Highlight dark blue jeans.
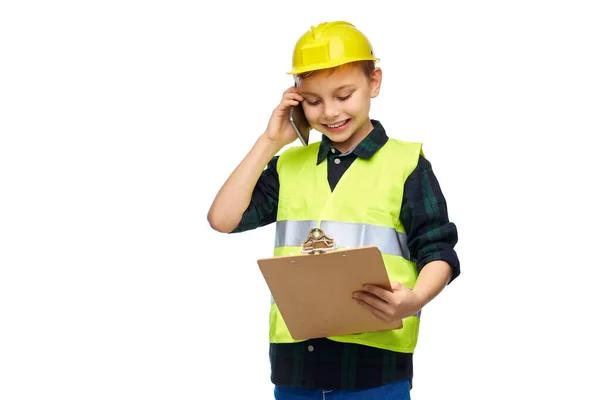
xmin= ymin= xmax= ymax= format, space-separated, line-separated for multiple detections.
xmin=274 ymin=380 xmax=410 ymax=399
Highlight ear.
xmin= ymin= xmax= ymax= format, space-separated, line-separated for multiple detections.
xmin=369 ymin=67 xmax=383 ymax=98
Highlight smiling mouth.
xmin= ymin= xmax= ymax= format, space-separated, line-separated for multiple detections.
xmin=323 ymin=119 xmax=350 ymax=129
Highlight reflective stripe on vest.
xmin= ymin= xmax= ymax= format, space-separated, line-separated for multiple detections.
xmin=275 ymin=219 xmax=412 ymax=261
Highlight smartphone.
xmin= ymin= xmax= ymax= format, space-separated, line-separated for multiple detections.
xmin=289 ymin=104 xmax=310 ymax=146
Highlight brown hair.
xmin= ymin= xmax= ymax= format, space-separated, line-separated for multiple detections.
xmin=294 ymin=60 xmax=376 ymax=83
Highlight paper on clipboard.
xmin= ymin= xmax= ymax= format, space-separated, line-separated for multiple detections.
xmin=257 ymin=227 xmax=403 ymax=340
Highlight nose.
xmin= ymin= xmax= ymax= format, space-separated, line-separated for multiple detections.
xmin=322 ymin=101 xmax=340 ymax=120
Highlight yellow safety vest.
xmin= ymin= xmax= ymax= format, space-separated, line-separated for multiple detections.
xmin=270 ymin=138 xmax=424 ymax=353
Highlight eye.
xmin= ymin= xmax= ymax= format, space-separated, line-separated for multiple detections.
xmin=338 ymin=93 xmax=352 ymax=101
xmin=306 ymin=99 xmax=321 ymax=106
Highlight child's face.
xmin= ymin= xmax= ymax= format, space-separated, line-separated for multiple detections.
xmin=296 ymin=63 xmax=382 ymax=151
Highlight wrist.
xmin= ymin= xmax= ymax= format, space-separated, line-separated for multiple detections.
xmin=411 ymin=289 xmax=428 ymax=311
xmin=258 ymin=132 xmax=285 ymax=155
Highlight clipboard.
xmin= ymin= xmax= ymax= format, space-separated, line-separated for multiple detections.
xmin=257 ymin=227 xmax=403 ymax=340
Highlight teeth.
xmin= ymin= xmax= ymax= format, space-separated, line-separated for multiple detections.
xmin=326 ymin=120 xmax=346 ymax=128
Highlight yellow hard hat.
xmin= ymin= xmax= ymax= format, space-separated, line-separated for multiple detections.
xmin=288 ymin=21 xmax=379 ymax=75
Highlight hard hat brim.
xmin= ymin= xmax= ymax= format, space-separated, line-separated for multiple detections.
xmin=287 ymin=57 xmax=379 ymax=75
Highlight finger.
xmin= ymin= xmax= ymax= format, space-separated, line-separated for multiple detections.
xmin=283 ymin=92 xmax=304 ymax=103
xmin=390 ymin=281 xmax=405 ymax=291
xmin=354 ymin=298 xmax=392 ymax=322
xmin=353 ymin=291 xmax=393 ymax=315
xmin=274 ymin=99 xmax=301 ymax=113
xmin=362 ymin=284 xmax=394 ymax=303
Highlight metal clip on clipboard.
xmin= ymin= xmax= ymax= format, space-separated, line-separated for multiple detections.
xmin=301 ymin=227 xmax=336 ymax=254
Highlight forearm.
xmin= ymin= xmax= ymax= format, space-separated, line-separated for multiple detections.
xmin=412 ymin=260 xmax=452 ymax=309
xmin=207 ymin=133 xmax=281 ymax=232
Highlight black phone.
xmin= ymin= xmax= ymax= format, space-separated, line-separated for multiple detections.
xmin=289 ymin=104 xmax=310 ymax=146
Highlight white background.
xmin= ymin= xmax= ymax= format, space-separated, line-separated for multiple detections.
xmin=1 ymin=1 xmax=599 ymax=399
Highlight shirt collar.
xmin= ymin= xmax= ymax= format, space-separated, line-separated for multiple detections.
xmin=316 ymin=119 xmax=389 ymax=164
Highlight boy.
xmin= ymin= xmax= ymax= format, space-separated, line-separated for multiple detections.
xmin=207 ymin=21 xmax=460 ymax=399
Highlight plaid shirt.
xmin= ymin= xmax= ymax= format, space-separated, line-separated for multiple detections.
xmin=232 ymin=120 xmax=460 ymax=390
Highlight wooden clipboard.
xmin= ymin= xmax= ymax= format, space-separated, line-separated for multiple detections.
xmin=257 ymin=227 xmax=403 ymax=340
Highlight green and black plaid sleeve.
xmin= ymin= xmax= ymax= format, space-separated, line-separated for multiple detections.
xmin=230 ymin=156 xmax=280 ymax=233
xmin=401 ymin=156 xmax=461 ymax=283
